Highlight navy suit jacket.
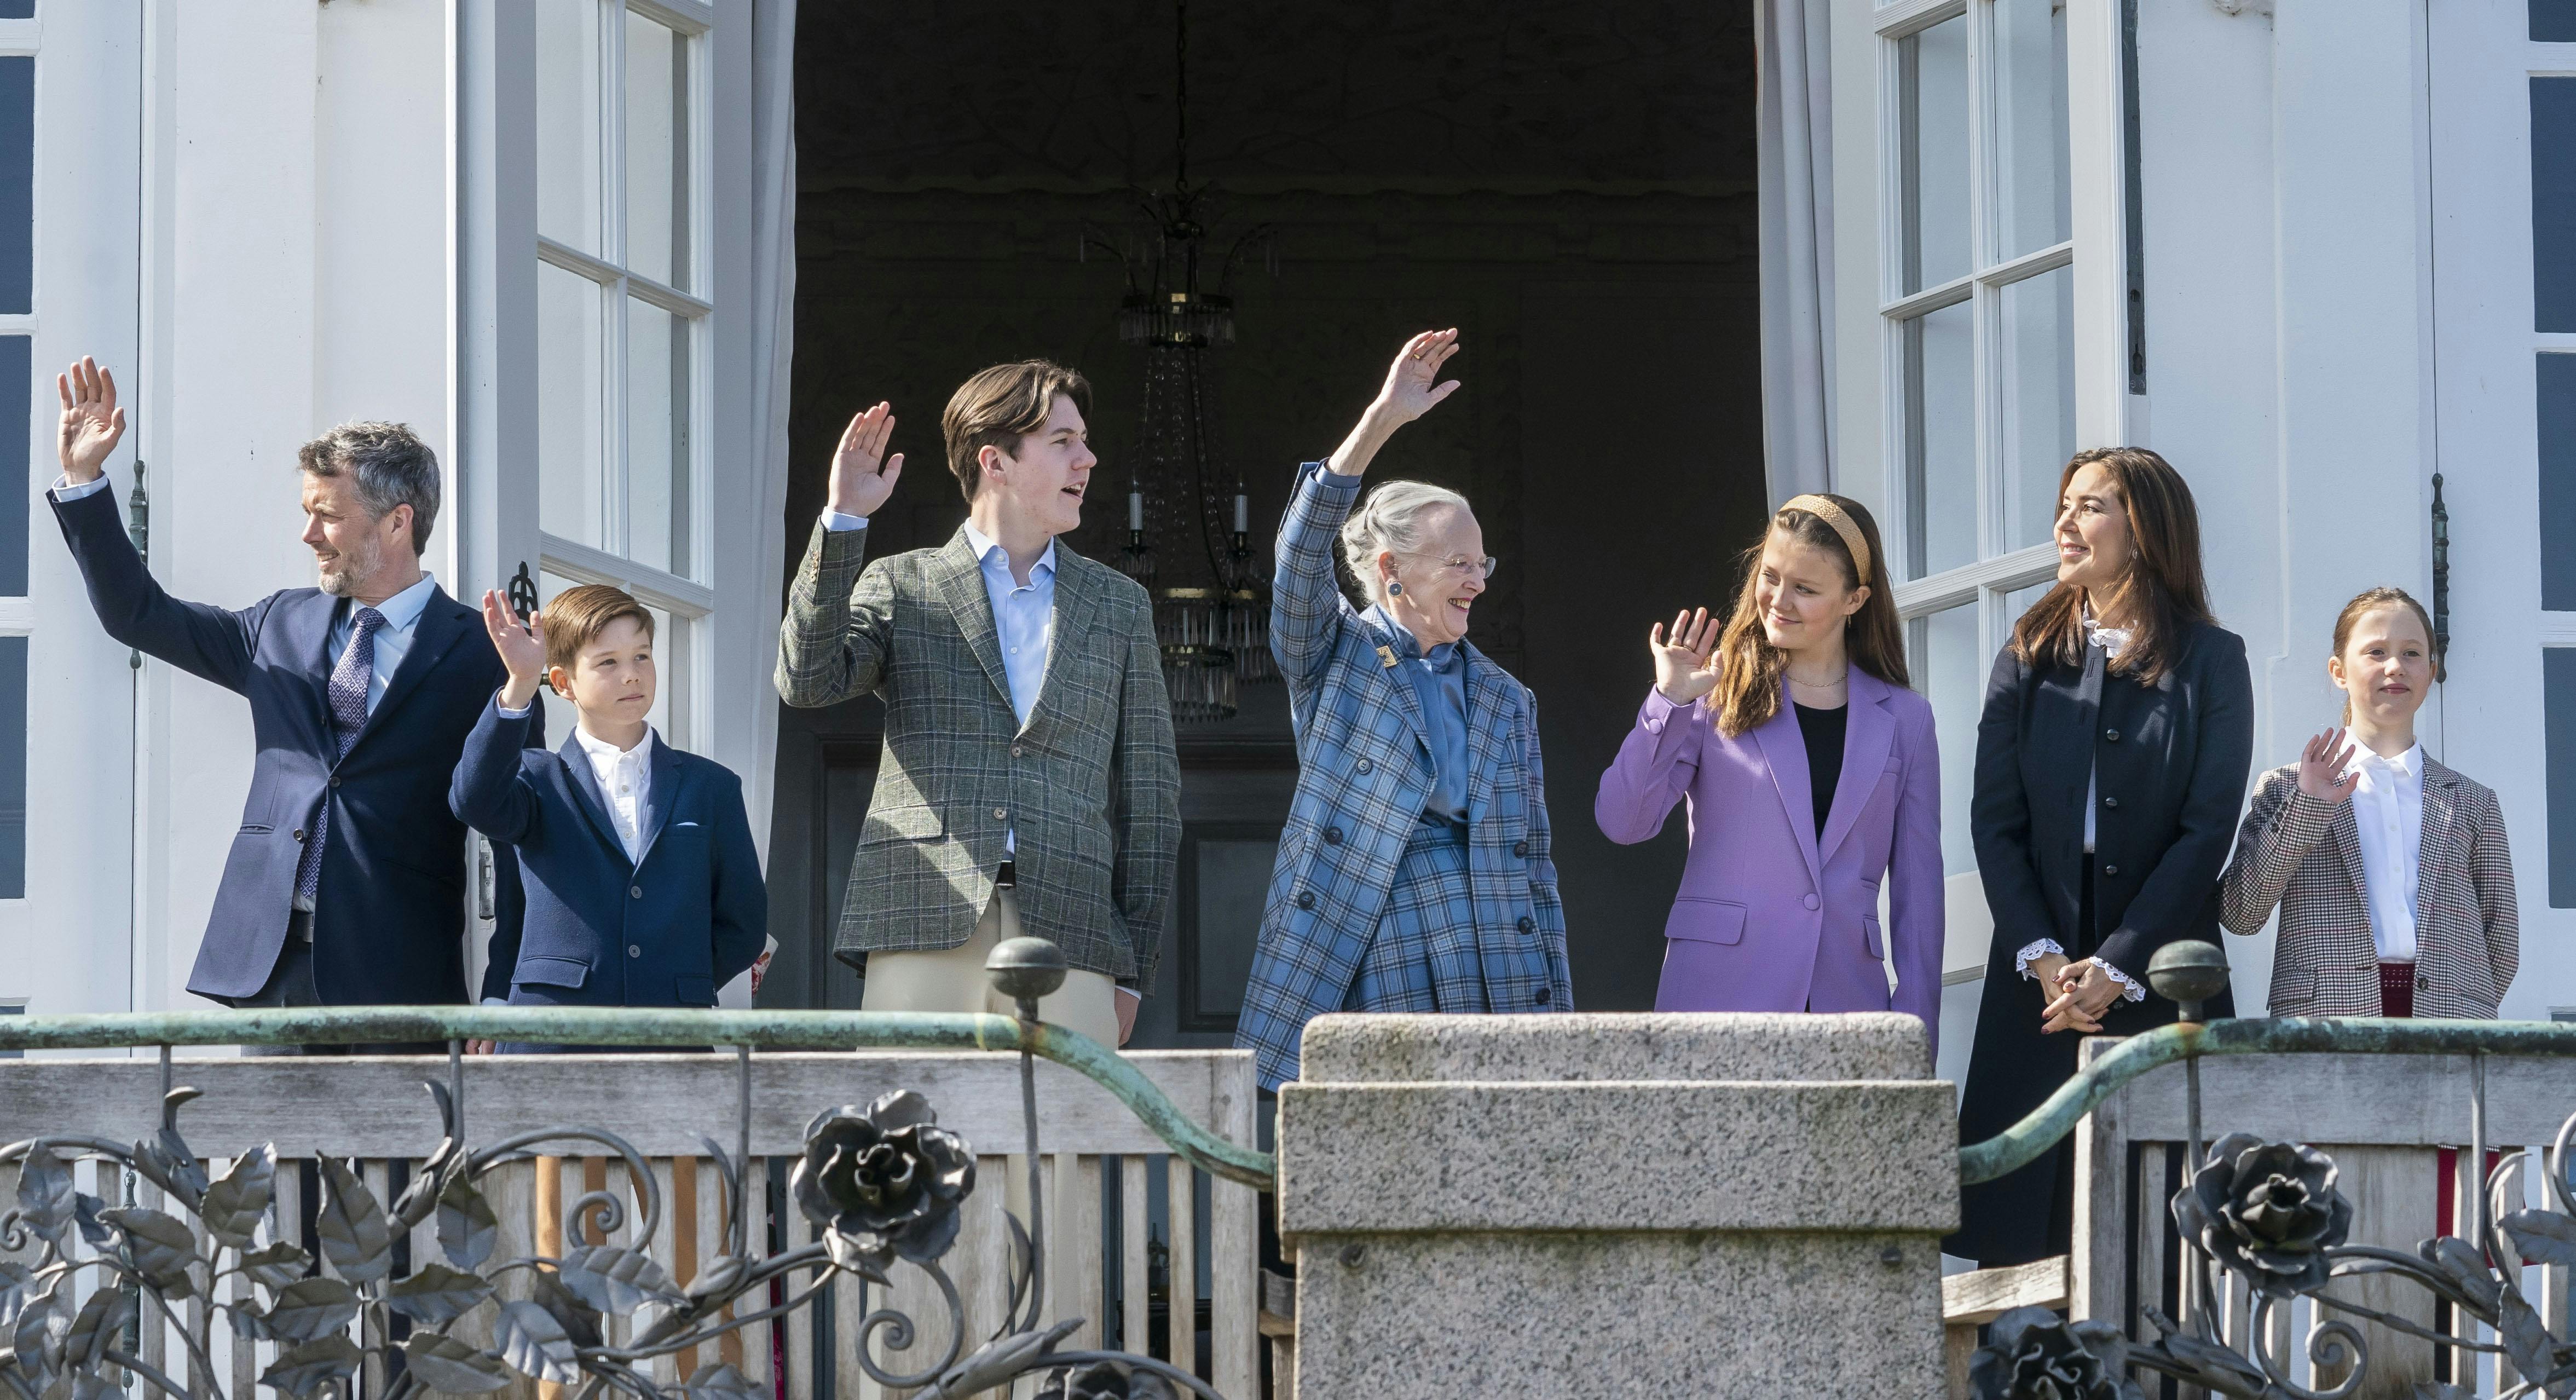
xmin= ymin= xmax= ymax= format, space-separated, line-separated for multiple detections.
xmin=50 ymin=484 xmax=538 ymax=1005
xmin=450 ymin=701 xmax=765 ymax=1010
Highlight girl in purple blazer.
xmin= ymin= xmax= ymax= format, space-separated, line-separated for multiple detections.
xmin=1594 ymin=494 xmax=1943 ymax=1046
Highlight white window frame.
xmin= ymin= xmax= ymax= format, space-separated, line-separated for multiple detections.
xmin=530 ymin=0 xmax=718 ymax=748
xmin=1873 ymin=0 xmax=2129 ymax=646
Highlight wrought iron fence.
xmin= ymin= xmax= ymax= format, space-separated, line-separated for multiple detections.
xmin=1960 ymin=941 xmax=2576 ymax=1400
xmin=0 ymin=938 xmax=1270 ymax=1400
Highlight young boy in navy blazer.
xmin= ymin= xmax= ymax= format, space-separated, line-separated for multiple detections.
xmin=452 ymin=583 xmax=765 ymax=1051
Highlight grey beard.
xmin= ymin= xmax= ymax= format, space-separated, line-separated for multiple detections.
xmin=315 ymin=540 xmax=381 ymax=598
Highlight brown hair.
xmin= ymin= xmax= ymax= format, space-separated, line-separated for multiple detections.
xmin=1709 ymin=494 xmax=1910 ymax=737
xmin=542 ymin=584 xmax=655 ymax=693
xmin=940 ymin=360 xmax=1091 ymax=502
xmin=2330 ymin=586 xmax=2442 ymax=720
xmin=2007 ymin=447 xmax=2214 ymax=686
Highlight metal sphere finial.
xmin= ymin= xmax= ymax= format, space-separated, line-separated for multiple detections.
xmin=2146 ymin=940 xmax=2231 ymax=1022
xmin=986 ymin=936 xmax=1068 ymax=1011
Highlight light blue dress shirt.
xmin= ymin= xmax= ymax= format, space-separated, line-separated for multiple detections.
xmin=54 ymin=470 xmax=436 ymax=714
xmin=1362 ymin=602 xmax=1471 ymax=822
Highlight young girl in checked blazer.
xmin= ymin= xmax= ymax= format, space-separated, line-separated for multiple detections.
xmin=2219 ymin=587 xmax=2518 ymax=1018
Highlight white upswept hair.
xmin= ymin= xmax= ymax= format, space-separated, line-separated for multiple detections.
xmin=1339 ymin=479 xmax=1472 ymax=604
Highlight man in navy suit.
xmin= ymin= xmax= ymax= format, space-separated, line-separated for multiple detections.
xmin=50 ymin=357 xmax=534 ymax=1049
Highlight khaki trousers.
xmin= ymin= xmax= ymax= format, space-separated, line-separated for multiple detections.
xmin=858 ymin=883 xmax=1120 ymax=1045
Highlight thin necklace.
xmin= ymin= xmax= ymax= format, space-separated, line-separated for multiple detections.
xmin=1787 ymin=667 xmax=1848 ymax=690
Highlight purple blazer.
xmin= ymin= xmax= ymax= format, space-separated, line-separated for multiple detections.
xmin=1595 ymin=670 xmax=1943 ymax=1042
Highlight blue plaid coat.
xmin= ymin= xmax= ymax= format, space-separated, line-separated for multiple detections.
xmin=1234 ymin=463 xmax=1573 ymax=1088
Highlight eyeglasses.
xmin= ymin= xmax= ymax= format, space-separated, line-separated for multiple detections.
xmin=1398 ymin=552 xmax=1501 ymax=580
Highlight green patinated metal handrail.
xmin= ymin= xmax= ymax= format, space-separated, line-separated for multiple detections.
xmin=0 ymin=1006 xmax=1277 ymax=1190
xmin=1956 ymin=1015 xmax=2576 ymax=1185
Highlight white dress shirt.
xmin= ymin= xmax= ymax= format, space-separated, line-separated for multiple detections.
xmin=2348 ymin=742 xmax=2424 ymax=962
xmin=574 ymin=724 xmax=657 ymax=865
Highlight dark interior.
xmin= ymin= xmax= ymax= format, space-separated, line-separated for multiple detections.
xmin=763 ymin=1 xmax=1768 ymax=1042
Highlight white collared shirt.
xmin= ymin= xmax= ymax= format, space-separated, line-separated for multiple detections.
xmin=959 ymin=522 xmax=1056 ymax=856
xmin=2348 ymin=742 xmax=2425 ymax=962
xmin=330 ymin=572 xmax=441 ymax=715
xmin=575 ymin=724 xmax=656 ymax=864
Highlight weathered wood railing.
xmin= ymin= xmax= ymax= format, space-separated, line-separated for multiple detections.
xmin=0 ymin=1046 xmax=1261 ymax=1399
xmin=1947 ymin=1013 xmax=2576 ymax=1400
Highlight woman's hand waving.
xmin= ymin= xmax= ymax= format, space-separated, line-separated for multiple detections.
xmin=1649 ymin=608 xmax=1721 ymax=705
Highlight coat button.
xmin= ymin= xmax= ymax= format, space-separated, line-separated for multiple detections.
xmin=1324 ymin=826 xmax=1344 ymax=845
xmin=330 ymin=776 xmax=342 ymax=788
xmin=630 ymin=885 xmax=644 ymax=898
xmin=627 ymin=944 xmax=642 ymax=958
xmin=995 ymin=807 xmax=1008 ymax=821
xmin=1355 ymin=758 xmax=1374 ymax=775
xmin=1296 ymin=891 xmax=1316 ymax=910
xmin=2416 ymin=973 xmax=2429 ymax=990
xmin=1513 ymin=839 xmax=1529 ymax=857
xmin=1011 ymin=743 xmax=1024 ymax=758
xmin=2102 ymin=797 xmax=2118 ymax=809
xmin=1534 ymin=986 xmax=1552 ymax=1005
xmin=2101 ymin=864 xmax=2119 ymax=877
xmin=1517 ymin=915 xmax=1534 ymax=934
xmin=293 ymin=828 xmax=305 ymax=842
xmin=2105 ymin=729 xmax=2121 ymax=742
xmin=1803 ymin=892 xmax=1819 ymax=911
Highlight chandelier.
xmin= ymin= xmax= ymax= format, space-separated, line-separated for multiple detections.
xmin=1084 ymin=0 xmax=1275 ymax=725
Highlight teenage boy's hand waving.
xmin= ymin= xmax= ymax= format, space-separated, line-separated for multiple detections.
xmin=825 ymin=401 xmax=905 ymax=519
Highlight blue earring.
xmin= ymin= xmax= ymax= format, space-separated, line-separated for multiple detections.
xmin=1388 ymin=580 xmax=1403 ymax=596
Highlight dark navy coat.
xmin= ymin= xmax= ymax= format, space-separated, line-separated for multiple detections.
xmin=450 ymin=701 xmax=765 ymax=1013
xmin=51 ymin=485 xmax=535 ymax=1006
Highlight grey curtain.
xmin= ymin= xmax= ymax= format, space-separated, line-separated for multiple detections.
xmin=1757 ymin=0 xmax=1838 ymax=502
xmin=744 ymin=0 xmax=798 ymax=852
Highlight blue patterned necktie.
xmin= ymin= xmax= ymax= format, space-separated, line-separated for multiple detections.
xmin=293 ymin=606 xmax=385 ymax=906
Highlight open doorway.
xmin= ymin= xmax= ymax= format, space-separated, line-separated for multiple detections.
xmin=763 ymin=2 xmax=1767 ymax=1038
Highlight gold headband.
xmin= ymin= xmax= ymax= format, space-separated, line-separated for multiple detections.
xmin=1780 ymin=494 xmax=1872 ymax=583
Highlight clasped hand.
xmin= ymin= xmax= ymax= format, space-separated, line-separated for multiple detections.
xmin=2031 ymin=952 xmax=2123 ymax=1034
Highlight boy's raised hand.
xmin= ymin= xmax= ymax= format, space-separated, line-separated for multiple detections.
xmin=481 ymin=589 xmax=548 ymax=711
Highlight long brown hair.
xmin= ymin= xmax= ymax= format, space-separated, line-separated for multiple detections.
xmin=1709 ymin=494 xmax=1909 ymax=737
xmin=2008 ymin=447 xmax=2215 ymax=685
xmin=2330 ymin=586 xmax=2442 ymax=721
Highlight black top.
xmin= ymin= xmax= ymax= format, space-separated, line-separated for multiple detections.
xmin=1793 ymin=702 xmax=1847 ymax=837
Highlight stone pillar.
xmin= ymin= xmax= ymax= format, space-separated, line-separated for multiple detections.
xmin=1275 ymin=1012 xmax=1955 ymax=1396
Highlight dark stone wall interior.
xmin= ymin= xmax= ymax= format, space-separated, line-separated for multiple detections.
xmin=765 ymin=2 xmax=1769 ymax=1025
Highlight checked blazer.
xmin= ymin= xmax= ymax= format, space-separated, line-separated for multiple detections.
xmin=1234 ymin=463 xmax=1572 ymax=1089
xmin=2219 ymin=757 xmax=2517 ymax=1018
xmin=776 ymin=521 xmax=1181 ymax=990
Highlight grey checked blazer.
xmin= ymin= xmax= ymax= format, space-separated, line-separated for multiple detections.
xmin=776 ymin=521 xmax=1181 ymax=991
xmin=2219 ymin=758 xmax=2517 ymax=1018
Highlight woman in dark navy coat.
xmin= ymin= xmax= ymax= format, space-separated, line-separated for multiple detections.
xmin=1949 ymin=447 xmax=2252 ymax=1267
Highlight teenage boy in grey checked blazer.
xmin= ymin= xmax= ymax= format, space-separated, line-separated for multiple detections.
xmin=775 ymin=363 xmax=1180 ymax=1045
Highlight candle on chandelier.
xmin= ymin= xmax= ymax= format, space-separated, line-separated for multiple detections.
xmin=1234 ymin=492 xmax=1249 ymax=534
xmin=1130 ymin=489 xmax=1145 ymax=532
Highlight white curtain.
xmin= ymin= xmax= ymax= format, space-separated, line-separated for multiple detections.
xmin=1757 ymin=0 xmax=1839 ymax=503
xmin=743 ymin=0 xmax=798 ymax=858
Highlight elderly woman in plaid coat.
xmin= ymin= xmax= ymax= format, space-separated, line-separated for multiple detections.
xmin=1234 ymin=330 xmax=1573 ymax=1091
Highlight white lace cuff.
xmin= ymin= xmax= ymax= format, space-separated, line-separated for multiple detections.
xmin=2014 ymin=941 xmax=2148 ymax=1004
xmin=2014 ymin=939 xmax=2065 ymax=979
xmin=2094 ymin=958 xmax=2148 ymax=1003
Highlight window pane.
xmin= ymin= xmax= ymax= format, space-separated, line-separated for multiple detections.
xmin=2548 ymin=648 xmax=2576 ymax=905
xmin=2535 ymin=78 xmax=2576 ymax=331
xmin=1901 ymin=15 xmax=1971 ymax=294
xmin=625 ymin=299 xmax=690 ymax=576
xmin=535 ymin=573 xmax=685 ymax=749
xmin=0 ymin=59 xmax=30 ymax=316
xmin=0 ymin=336 xmax=28 ymax=596
xmin=536 ymin=0 xmax=604 ymax=255
xmin=1907 ymin=603 xmax=1980 ymax=877
xmin=0 ymin=636 xmax=24 ymax=898
xmin=2540 ymin=354 xmax=2576 ymax=609
xmin=1904 ymin=298 xmax=1976 ymax=579
xmin=2537 ymin=0 xmax=2576 ymax=41
xmin=2001 ymin=266 xmax=2076 ymax=552
xmin=1992 ymin=0 xmax=2071 ymax=258
xmin=538 ymin=263 xmax=605 ymax=550
xmin=625 ymin=13 xmax=690 ymax=290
